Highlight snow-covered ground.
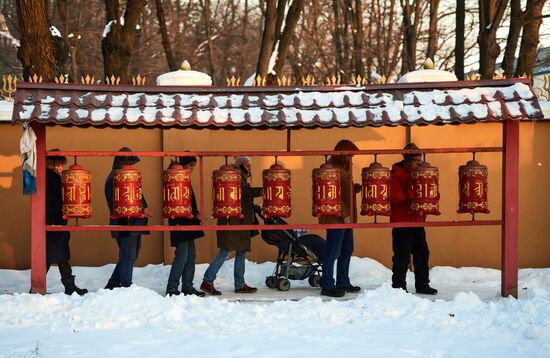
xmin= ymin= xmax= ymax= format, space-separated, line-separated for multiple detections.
xmin=1 ymin=257 xmax=549 ymax=357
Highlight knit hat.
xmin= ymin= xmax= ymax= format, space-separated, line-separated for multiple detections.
xmin=234 ymin=156 xmax=251 ymax=167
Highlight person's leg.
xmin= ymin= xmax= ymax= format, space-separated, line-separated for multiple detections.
xmin=106 ymin=238 xmax=124 ymax=288
xmin=320 ymin=229 xmax=345 ymax=289
xmin=181 ymin=241 xmax=196 ymax=291
xmin=58 ymin=261 xmax=73 ymax=281
xmin=391 ymin=228 xmax=413 ymax=289
xmin=59 ymin=261 xmax=87 ymax=295
xmin=166 ymin=241 xmax=189 ymax=292
xmin=411 ymin=228 xmax=431 ymax=289
xmin=233 ymin=250 xmax=246 ymax=289
xmin=118 ymin=236 xmax=141 ymax=287
xmin=203 ymin=249 xmax=231 ymax=284
xmin=335 ymin=229 xmax=354 ymax=289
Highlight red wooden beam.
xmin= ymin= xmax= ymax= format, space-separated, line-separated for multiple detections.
xmin=502 ymin=119 xmax=519 ymax=298
xmin=46 ymin=220 xmax=503 ymax=232
xmin=47 ymin=147 xmax=502 ymax=158
xmin=30 ymin=123 xmax=46 ymax=294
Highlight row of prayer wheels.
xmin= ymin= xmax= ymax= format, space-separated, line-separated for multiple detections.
xmin=59 ymin=159 xmax=490 ymax=220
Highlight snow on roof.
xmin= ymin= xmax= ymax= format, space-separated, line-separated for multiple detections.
xmin=10 ymin=80 xmax=543 ymax=128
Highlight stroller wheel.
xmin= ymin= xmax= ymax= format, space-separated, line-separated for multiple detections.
xmin=265 ymin=276 xmax=277 ymax=289
xmin=308 ymin=274 xmax=321 ymax=287
xmin=277 ymin=278 xmax=291 ymax=291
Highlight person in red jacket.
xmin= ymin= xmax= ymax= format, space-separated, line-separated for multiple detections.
xmin=389 ymin=143 xmax=437 ymax=295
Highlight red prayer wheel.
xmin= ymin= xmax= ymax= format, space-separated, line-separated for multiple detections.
xmin=163 ymin=164 xmax=194 ymax=219
xmin=312 ymin=163 xmax=341 ymax=217
xmin=360 ymin=162 xmax=390 ymax=216
xmin=410 ymin=161 xmax=441 ymax=216
xmin=111 ymin=164 xmax=145 ymax=219
xmin=212 ymin=165 xmax=243 ymax=219
xmin=61 ymin=164 xmax=92 ymax=219
xmin=457 ymin=160 xmax=490 ymax=214
xmin=262 ymin=163 xmax=291 ymax=218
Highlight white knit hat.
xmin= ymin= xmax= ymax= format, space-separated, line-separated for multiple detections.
xmin=234 ymin=156 xmax=251 ymax=167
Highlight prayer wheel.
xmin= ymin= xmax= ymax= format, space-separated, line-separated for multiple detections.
xmin=61 ymin=164 xmax=92 ymax=219
xmin=457 ymin=160 xmax=490 ymax=214
xmin=111 ymin=164 xmax=145 ymax=219
xmin=312 ymin=163 xmax=341 ymax=217
xmin=163 ymin=164 xmax=194 ymax=219
xmin=262 ymin=163 xmax=291 ymax=218
xmin=212 ymin=165 xmax=243 ymax=219
xmin=410 ymin=161 xmax=441 ymax=216
xmin=360 ymin=162 xmax=390 ymax=216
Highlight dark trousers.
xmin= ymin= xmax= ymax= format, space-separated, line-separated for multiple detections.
xmin=320 ymin=228 xmax=354 ymax=289
xmin=391 ymin=227 xmax=430 ymax=289
xmin=46 ymin=262 xmax=73 ymax=280
xmin=166 ymin=240 xmax=197 ymax=292
xmin=108 ymin=236 xmax=142 ymax=288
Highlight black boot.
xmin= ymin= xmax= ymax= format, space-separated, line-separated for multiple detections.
xmin=61 ymin=275 xmax=88 ymax=296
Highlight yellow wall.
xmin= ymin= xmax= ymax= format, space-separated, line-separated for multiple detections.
xmin=1 ymin=121 xmax=549 ymax=270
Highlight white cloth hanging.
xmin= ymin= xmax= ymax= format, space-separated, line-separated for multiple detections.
xmin=20 ymin=124 xmax=37 ymax=176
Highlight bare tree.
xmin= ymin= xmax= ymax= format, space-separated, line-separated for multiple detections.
xmin=477 ymin=0 xmax=509 ymax=79
xmin=514 ymin=0 xmax=546 ymax=77
xmin=256 ymin=0 xmax=305 ymax=84
xmin=401 ymin=0 xmax=422 ymax=74
xmin=155 ymin=0 xmax=177 ymax=71
xmin=16 ymin=0 xmax=65 ymax=81
xmin=426 ymin=0 xmax=440 ymax=61
xmin=101 ymin=0 xmax=146 ymax=84
xmin=455 ymin=0 xmax=465 ymax=79
xmin=501 ymin=0 xmax=524 ymax=77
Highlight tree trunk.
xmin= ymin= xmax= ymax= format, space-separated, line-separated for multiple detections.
xmin=455 ymin=0 xmax=465 ymax=79
xmin=343 ymin=0 xmax=365 ymax=78
xmin=502 ymin=0 xmax=524 ymax=78
xmin=426 ymin=0 xmax=440 ymax=61
xmin=269 ymin=0 xmax=304 ymax=83
xmin=155 ymin=0 xmax=177 ymax=71
xmin=401 ymin=0 xmax=419 ymax=74
xmin=478 ymin=0 xmax=509 ymax=79
xmin=332 ymin=0 xmax=345 ymax=74
xmin=515 ymin=0 xmax=546 ymax=77
xmin=200 ymin=0 xmax=216 ymax=83
xmin=256 ymin=0 xmax=277 ymax=79
xmin=101 ymin=0 xmax=146 ymax=84
xmin=16 ymin=0 xmax=63 ymax=81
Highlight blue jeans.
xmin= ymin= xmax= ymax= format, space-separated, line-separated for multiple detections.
xmin=108 ymin=236 xmax=141 ymax=288
xmin=320 ymin=228 xmax=354 ymax=289
xmin=166 ymin=240 xmax=197 ymax=292
xmin=203 ymin=249 xmax=246 ymax=289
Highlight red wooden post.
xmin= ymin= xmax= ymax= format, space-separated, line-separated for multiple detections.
xmin=502 ymin=119 xmax=519 ymax=298
xmin=30 ymin=123 xmax=47 ymax=294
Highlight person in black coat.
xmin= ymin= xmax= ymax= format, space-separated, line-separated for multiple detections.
xmin=165 ymin=156 xmax=205 ymax=297
xmin=45 ymin=151 xmax=87 ymax=295
xmin=104 ymin=147 xmax=152 ymax=289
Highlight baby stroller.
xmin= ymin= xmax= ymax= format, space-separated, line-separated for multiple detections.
xmin=256 ymin=209 xmax=326 ymax=291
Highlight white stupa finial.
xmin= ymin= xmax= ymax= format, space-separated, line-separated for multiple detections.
xmin=423 ymin=58 xmax=434 ymax=70
xmin=181 ymin=60 xmax=191 ymax=71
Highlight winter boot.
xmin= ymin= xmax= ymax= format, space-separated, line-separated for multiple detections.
xmin=61 ymin=275 xmax=88 ymax=296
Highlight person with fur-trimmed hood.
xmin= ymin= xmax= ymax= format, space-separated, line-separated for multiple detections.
xmin=389 ymin=143 xmax=437 ymax=295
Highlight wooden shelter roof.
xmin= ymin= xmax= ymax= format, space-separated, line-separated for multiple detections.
xmin=11 ymin=79 xmax=543 ymax=129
